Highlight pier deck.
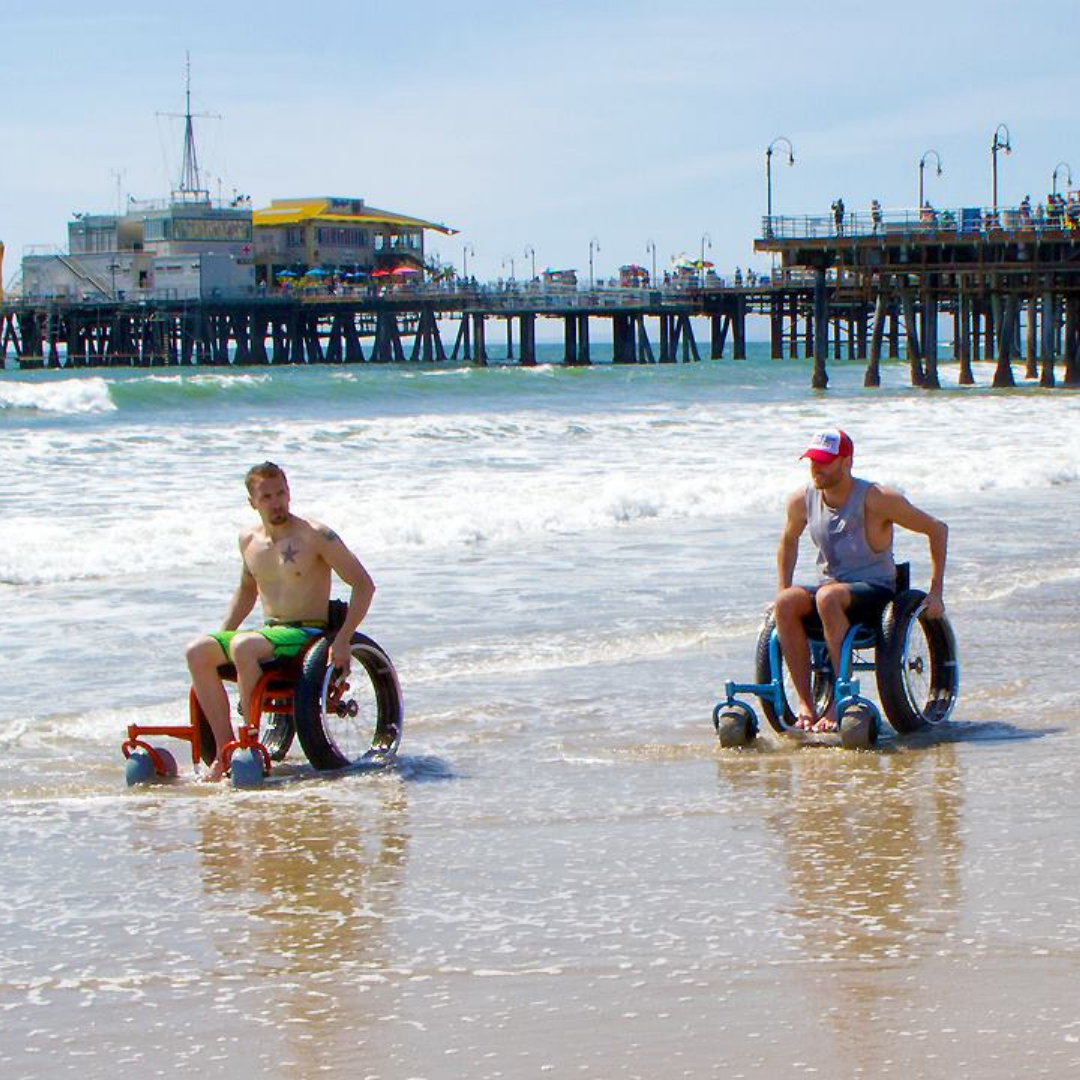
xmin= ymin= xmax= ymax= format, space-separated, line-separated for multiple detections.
xmin=5 ymin=204 xmax=1080 ymax=387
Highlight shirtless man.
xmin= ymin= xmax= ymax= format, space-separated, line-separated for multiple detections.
xmin=185 ymin=462 xmax=376 ymax=779
xmin=775 ymin=430 xmax=947 ymax=733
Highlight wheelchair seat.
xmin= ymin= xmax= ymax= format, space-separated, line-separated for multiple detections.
xmin=799 ymin=562 xmax=911 ymax=650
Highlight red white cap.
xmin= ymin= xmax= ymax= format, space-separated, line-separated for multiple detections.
xmin=800 ymin=429 xmax=853 ymax=463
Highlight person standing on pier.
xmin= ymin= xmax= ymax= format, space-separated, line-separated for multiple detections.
xmin=185 ymin=462 xmax=376 ymax=780
xmin=773 ymin=430 xmax=948 ymax=733
xmin=831 ymin=197 xmax=845 ymax=236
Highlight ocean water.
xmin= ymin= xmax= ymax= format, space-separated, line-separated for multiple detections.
xmin=2 ymin=343 xmax=1080 ymax=1078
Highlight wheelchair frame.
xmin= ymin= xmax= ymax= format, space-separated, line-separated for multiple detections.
xmin=122 ymin=620 xmax=403 ymax=786
xmin=712 ymin=563 xmax=959 ymax=749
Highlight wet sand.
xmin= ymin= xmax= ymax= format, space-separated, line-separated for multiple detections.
xmin=4 ymin=362 xmax=1080 ymax=1077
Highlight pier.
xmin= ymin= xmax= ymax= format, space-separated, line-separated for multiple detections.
xmin=757 ymin=205 xmax=1080 ymax=388
xmin=5 ymin=204 xmax=1080 ymax=387
xmin=0 ymin=285 xmax=757 ymax=369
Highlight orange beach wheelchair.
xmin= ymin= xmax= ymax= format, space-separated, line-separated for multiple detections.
xmin=712 ymin=564 xmax=959 ymax=749
xmin=123 ymin=601 xmax=403 ymax=787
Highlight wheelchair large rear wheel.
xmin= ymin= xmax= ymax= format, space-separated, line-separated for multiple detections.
xmin=754 ymin=613 xmax=835 ymax=733
xmin=876 ymin=590 xmax=959 ymax=732
xmin=295 ymin=634 xmax=403 ymax=770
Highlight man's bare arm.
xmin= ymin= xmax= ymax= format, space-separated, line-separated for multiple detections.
xmin=220 ymin=543 xmax=259 ymax=631
xmin=872 ymin=487 xmax=948 ymax=616
xmin=777 ymin=490 xmax=808 ymax=591
xmin=317 ymin=526 xmax=376 ymax=670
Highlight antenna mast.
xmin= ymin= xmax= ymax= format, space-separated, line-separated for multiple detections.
xmin=159 ymin=52 xmax=219 ymax=203
xmin=179 ymin=53 xmax=204 ymax=197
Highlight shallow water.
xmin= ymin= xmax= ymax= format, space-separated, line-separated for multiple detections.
xmin=2 ymin=348 xmax=1080 ymax=1078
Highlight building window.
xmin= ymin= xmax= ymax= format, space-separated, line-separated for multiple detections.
xmin=375 ymin=231 xmax=421 ymax=252
xmin=315 ymin=227 xmax=368 ymax=247
xmin=145 ymin=219 xmax=170 ymax=242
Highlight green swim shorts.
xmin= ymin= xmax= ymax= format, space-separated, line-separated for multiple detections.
xmin=211 ymin=623 xmax=325 ymax=661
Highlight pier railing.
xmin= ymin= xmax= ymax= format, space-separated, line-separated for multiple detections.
xmin=0 ymin=274 xmax=813 ymax=314
xmin=763 ymin=203 xmax=1080 ymax=241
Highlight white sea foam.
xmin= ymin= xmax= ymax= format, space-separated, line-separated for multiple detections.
xmin=4 ymin=378 xmax=1079 ymax=588
xmin=0 ymin=375 xmax=115 ymax=414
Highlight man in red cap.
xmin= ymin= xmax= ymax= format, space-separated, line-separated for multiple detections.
xmin=774 ymin=429 xmax=948 ymax=732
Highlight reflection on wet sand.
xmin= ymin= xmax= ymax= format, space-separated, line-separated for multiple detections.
xmin=196 ymin=778 xmax=409 ymax=1075
xmin=718 ymin=742 xmax=963 ymax=1062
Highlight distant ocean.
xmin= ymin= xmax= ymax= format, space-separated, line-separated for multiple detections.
xmin=3 ymin=345 xmax=1080 ymax=1078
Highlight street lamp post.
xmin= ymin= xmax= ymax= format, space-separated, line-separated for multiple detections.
xmin=589 ymin=237 xmax=600 ymax=289
xmin=918 ymin=149 xmax=943 ymax=210
xmin=502 ymin=255 xmax=515 ymax=282
xmin=646 ymin=239 xmax=657 ymax=287
xmin=1053 ymin=161 xmax=1073 ymax=198
xmin=462 ymin=242 xmax=475 ymax=283
xmin=524 ymin=244 xmax=536 ymax=281
xmin=765 ymin=136 xmax=794 ymax=236
xmin=700 ymin=232 xmax=712 ymax=288
xmin=991 ymin=124 xmax=1012 ymax=213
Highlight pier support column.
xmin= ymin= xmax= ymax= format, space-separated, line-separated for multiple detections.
xmin=1039 ymin=289 xmax=1058 ymax=386
xmin=887 ymin=308 xmax=900 ymax=358
xmin=922 ymin=281 xmax=940 ymax=389
xmin=957 ymin=291 xmax=974 ymax=385
xmin=636 ymin=315 xmax=655 ymax=363
xmin=900 ymin=290 xmax=925 ymax=386
xmin=659 ymin=315 xmax=669 ymax=364
xmin=456 ymin=316 xmax=472 ymax=362
xmin=251 ymin=314 xmax=269 ymax=365
xmin=472 ymin=314 xmax=488 ymax=365
xmin=788 ymin=295 xmax=800 ymax=358
xmin=576 ymin=314 xmax=591 ymax=365
xmin=866 ymin=286 xmax=887 ymax=387
xmin=1025 ymin=295 xmax=1039 ymax=379
xmin=519 ymin=313 xmax=536 ymax=366
xmin=563 ymin=314 xmax=578 ymax=366
xmin=992 ymin=293 xmax=1019 ymax=388
xmin=678 ymin=316 xmax=701 ymax=362
xmin=770 ymin=297 xmax=784 ymax=359
xmin=612 ymin=314 xmax=633 ymax=364
xmin=710 ymin=314 xmax=725 ymax=359
xmin=1063 ymin=296 xmax=1080 ymax=385
xmin=811 ymin=268 xmax=829 ymax=389
xmin=732 ymin=295 xmax=747 ymax=360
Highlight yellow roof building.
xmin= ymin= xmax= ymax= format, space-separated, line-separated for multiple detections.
xmin=253 ymin=196 xmax=457 ymax=281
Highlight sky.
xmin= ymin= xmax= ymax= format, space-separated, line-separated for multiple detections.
xmin=4 ymin=0 xmax=1080 ymax=289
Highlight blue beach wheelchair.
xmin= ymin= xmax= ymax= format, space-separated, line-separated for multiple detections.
xmin=712 ymin=564 xmax=959 ymax=749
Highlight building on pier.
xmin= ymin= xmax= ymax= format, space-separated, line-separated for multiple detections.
xmin=19 ymin=61 xmax=257 ymax=304
xmin=20 ymin=197 xmax=256 ymax=303
xmin=252 ymin=197 xmax=457 ymax=285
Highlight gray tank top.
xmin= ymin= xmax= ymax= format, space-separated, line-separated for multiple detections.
xmin=805 ymin=478 xmax=895 ymax=587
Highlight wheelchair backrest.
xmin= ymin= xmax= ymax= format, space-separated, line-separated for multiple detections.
xmin=895 ymin=561 xmax=910 ymax=593
xmin=327 ymin=598 xmax=348 ymax=634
